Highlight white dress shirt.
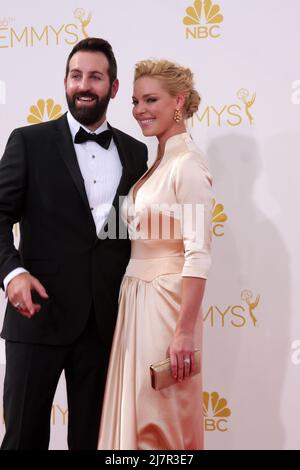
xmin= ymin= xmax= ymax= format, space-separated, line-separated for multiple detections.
xmin=3 ymin=112 xmax=122 ymax=292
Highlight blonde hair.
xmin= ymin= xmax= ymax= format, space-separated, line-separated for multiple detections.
xmin=134 ymin=59 xmax=200 ymax=118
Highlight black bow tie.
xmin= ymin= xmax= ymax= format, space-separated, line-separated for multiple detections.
xmin=74 ymin=127 xmax=113 ymax=149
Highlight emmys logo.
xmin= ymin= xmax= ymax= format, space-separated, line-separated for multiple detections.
xmin=237 ymin=89 xmax=256 ymax=125
xmin=204 ymin=289 xmax=261 ymax=327
xmin=27 ymin=99 xmax=63 ymax=124
xmin=291 ymin=80 xmax=300 ymax=104
xmin=1 ymin=402 xmax=69 ymax=426
xmin=0 ymin=79 xmax=5 ymax=104
xmin=51 ymin=404 xmax=68 ymax=425
xmin=212 ymin=199 xmax=227 ymax=237
xmin=73 ymin=8 xmax=91 ymax=38
xmin=0 ymin=9 xmax=91 ymax=49
xmin=203 ymin=392 xmax=231 ymax=432
xmin=190 ymin=89 xmax=256 ymax=127
xmin=183 ymin=0 xmax=224 ymax=40
xmin=291 ymin=340 xmax=300 ymax=365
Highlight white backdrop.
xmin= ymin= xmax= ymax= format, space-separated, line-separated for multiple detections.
xmin=0 ymin=0 xmax=299 ymax=450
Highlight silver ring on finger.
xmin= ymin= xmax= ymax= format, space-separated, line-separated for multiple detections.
xmin=183 ymin=357 xmax=191 ymax=365
xmin=13 ymin=302 xmax=23 ymax=309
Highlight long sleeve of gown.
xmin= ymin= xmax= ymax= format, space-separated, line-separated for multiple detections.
xmin=174 ymin=151 xmax=212 ymax=279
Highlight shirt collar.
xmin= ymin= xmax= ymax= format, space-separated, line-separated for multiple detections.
xmin=158 ymin=132 xmax=193 ymax=163
xmin=67 ymin=111 xmax=109 ymax=142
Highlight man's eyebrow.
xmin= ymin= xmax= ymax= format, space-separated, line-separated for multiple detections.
xmin=69 ymin=69 xmax=104 ymax=75
xmin=89 ymin=71 xmax=104 ymax=75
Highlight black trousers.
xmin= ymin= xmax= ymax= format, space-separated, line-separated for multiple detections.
xmin=1 ymin=310 xmax=110 ymax=450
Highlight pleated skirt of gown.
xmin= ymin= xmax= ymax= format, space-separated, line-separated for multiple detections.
xmin=98 ymin=246 xmax=204 ymax=450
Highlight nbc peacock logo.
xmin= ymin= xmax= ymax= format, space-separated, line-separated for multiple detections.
xmin=183 ymin=0 xmax=224 ymax=39
xmin=212 ymin=199 xmax=228 ymax=237
xmin=203 ymin=391 xmax=231 ymax=432
xmin=27 ymin=99 xmax=63 ymax=124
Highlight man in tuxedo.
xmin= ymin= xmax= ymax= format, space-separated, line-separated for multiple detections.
xmin=0 ymin=37 xmax=148 ymax=449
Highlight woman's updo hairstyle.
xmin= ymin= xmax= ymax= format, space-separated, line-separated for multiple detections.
xmin=134 ymin=59 xmax=200 ymax=119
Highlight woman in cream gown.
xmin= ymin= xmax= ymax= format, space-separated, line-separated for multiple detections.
xmin=98 ymin=60 xmax=212 ymax=450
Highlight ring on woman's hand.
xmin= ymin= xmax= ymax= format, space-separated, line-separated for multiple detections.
xmin=13 ymin=302 xmax=22 ymax=308
xmin=183 ymin=358 xmax=191 ymax=364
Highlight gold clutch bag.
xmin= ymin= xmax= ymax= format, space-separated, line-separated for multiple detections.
xmin=150 ymin=350 xmax=201 ymax=391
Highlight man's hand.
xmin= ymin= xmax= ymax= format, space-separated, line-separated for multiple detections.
xmin=7 ymin=272 xmax=49 ymax=318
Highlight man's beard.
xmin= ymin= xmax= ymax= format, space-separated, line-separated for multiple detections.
xmin=66 ymin=89 xmax=111 ymax=126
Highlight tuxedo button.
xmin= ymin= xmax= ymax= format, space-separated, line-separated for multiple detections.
xmin=92 ymin=155 xmax=95 ymax=159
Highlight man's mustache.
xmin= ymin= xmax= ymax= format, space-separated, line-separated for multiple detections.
xmin=74 ymin=92 xmax=98 ymax=100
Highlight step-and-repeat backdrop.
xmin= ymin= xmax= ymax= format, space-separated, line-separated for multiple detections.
xmin=0 ymin=0 xmax=299 ymax=450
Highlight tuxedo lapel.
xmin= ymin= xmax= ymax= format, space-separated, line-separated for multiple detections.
xmin=94 ymin=125 xmax=135 ymax=238
xmin=109 ymin=125 xmax=134 ymax=205
xmin=52 ymin=116 xmax=135 ymax=238
xmin=54 ymin=114 xmax=95 ymax=227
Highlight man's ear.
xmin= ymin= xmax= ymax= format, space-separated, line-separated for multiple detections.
xmin=111 ymin=79 xmax=119 ymax=99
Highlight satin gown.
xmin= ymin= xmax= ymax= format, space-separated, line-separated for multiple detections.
xmin=98 ymin=132 xmax=212 ymax=450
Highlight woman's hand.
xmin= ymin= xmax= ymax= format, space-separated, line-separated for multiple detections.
xmin=167 ymin=333 xmax=196 ymax=382
xmin=166 ymin=277 xmax=206 ymax=383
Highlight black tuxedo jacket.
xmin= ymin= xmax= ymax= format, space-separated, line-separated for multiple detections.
xmin=0 ymin=114 xmax=148 ymax=346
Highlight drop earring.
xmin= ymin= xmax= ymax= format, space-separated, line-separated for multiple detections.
xmin=173 ymin=109 xmax=182 ymax=123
